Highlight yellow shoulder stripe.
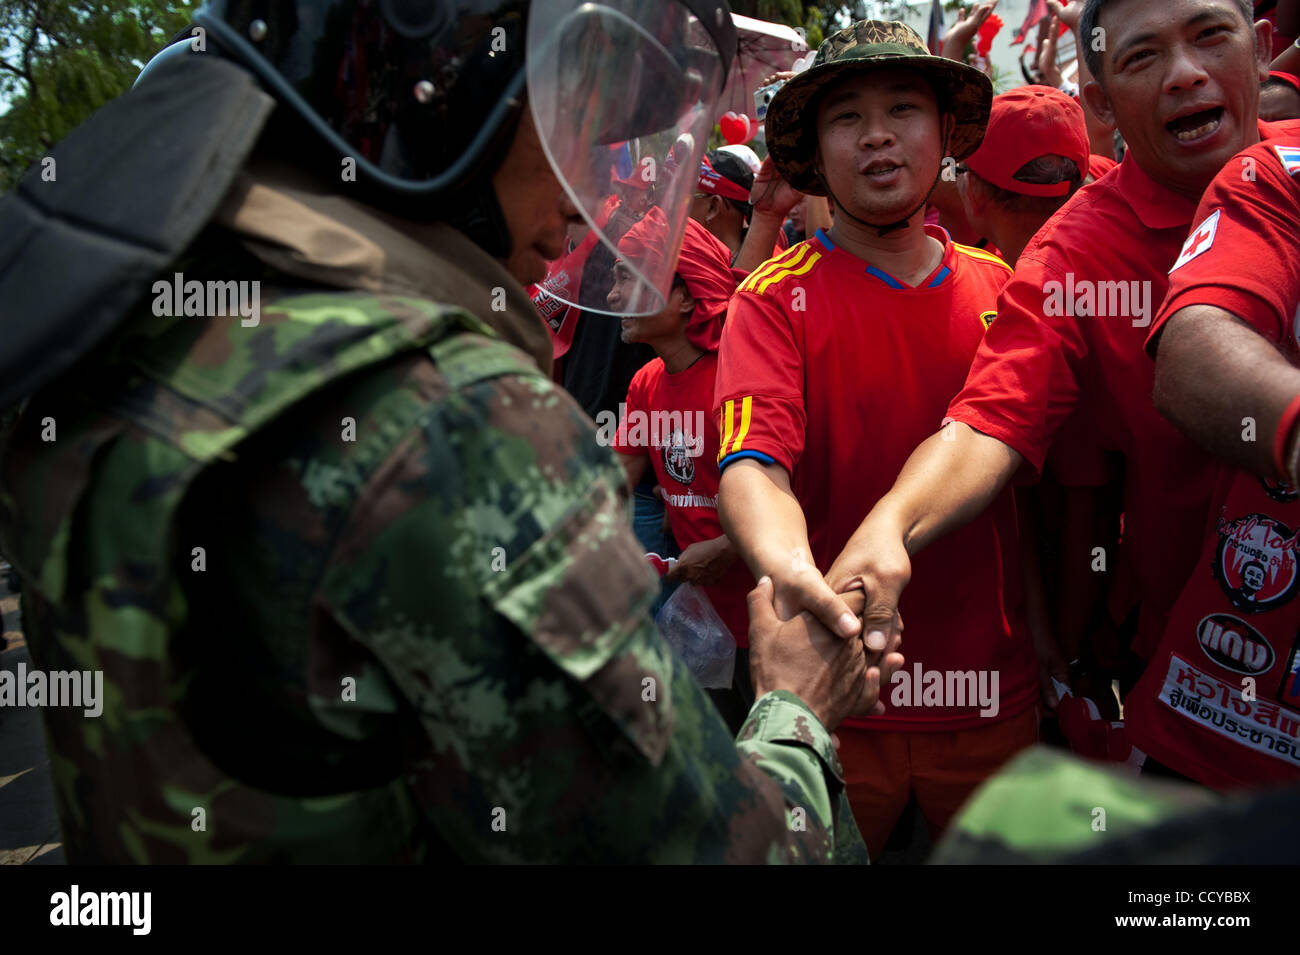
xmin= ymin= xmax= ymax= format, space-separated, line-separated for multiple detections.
xmin=719 ymin=400 xmax=735 ymax=456
xmin=739 ymin=244 xmax=809 ymax=293
xmin=718 ymin=396 xmax=754 ymax=456
xmin=755 ymin=251 xmax=821 ymax=295
xmin=954 ymin=244 xmax=1013 ymax=273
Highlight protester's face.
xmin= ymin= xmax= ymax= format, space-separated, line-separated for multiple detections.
xmin=789 ymin=198 xmax=807 ymax=232
xmin=1260 ymin=82 xmax=1300 ymax=121
xmin=606 ymin=259 xmax=667 ymax=316
xmin=1084 ymin=0 xmax=1271 ymax=200
xmin=689 ymin=193 xmax=730 ymax=232
xmin=608 ymin=263 xmax=691 ymax=342
xmin=688 ymin=193 xmax=712 ymax=226
xmin=813 ymin=68 xmax=948 ymax=226
xmin=493 ymin=109 xmax=583 ymax=286
xmin=619 ymin=184 xmax=653 ymax=216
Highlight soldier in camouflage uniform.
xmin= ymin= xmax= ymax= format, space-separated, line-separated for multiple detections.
xmin=0 ymin=0 xmax=901 ymax=862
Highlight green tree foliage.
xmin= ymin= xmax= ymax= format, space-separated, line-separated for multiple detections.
xmin=0 ymin=0 xmax=198 ymax=192
xmin=0 ymin=1 xmax=916 ymax=195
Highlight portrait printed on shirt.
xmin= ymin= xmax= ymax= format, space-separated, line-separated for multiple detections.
xmin=1212 ymin=512 xmax=1300 ymax=614
xmin=662 ymin=430 xmax=697 ymax=486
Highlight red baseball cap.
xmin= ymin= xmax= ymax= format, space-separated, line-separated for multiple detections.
xmin=964 ymin=85 xmax=1089 ymax=198
xmin=1088 ymin=154 xmax=1118 ymax=179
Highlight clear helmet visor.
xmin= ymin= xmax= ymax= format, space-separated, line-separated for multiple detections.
xmin=527 ymin=0 xmax=726 ymax=316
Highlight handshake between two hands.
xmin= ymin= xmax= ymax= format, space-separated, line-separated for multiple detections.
xmin=745 ymin=572 xmax=906 ymax=733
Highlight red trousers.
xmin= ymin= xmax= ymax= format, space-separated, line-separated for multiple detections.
xmin=838 ymin=706 xmax=1040 ymax=858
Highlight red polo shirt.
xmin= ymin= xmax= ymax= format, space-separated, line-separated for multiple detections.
xmin=613 ymin=353 xmax=754 ymax=645
xmin=1152 ymin=138 xmax=1300 ymax=348
xmin=715 ymin=227 xmax=1039 ymax=732
xmin=1124 ymin=137 xmax=1300 ymax=788
xmin=946 ymin=120 xmax=1300 ymax=659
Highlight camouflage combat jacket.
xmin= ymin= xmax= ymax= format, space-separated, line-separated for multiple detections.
xmin=0 ymin=160 xmax=864 ymax=863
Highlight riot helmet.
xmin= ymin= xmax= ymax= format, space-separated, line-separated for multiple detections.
xmin=182 ymin=0 xmax=735 ymax=313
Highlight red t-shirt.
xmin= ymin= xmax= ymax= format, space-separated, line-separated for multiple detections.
xmin=1124 ymin=137 xmax=1300 ymax=788
xmin=612 ymin=353 xmax=754 ymax=645
xmin=714 ymin=227 xmax=1039 ymax=731
xmin=946 ymin=121 xmax=1300 ymax=659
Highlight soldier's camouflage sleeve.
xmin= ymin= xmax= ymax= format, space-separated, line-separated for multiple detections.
xmin=931 ymin=746 xmax=1222 ymax=864
xmin=309 ymin=333 xmax=859 ymax=862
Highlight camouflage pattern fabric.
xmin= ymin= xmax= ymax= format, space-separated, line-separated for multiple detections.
xmin=931 ymin=745 xmax=1234 ymax=863
xmin=0 ymin=221 xmax=867 ymax=862
xmin=765 ymin=19 xmax=993 ymax=196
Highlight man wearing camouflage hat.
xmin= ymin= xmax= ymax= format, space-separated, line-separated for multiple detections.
xmin=716 ymin=20 xmax=1040 ymax=856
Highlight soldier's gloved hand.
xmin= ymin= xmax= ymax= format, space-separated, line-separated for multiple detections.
xmin=748 ymin=576 xmax=882 ymax=731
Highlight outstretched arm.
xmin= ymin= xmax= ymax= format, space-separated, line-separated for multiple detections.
xmin=1154 ymin=305 xmax=1300 ymax=481
xmin=825 ymin=421 xmax=1023 ymax=642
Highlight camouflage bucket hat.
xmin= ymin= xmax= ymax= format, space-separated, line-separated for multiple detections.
xmin=766 ymin=19 xmax=993 ymax=196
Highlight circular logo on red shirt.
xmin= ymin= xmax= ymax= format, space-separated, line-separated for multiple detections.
xmin=1213 ymin=512 xmax=1300 ymax=614
xmin=662 ymin=433 xmax=696 ymax=486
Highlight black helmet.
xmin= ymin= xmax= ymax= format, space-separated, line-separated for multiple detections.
xmin=188 ymin=0 xmax=737 ymax=278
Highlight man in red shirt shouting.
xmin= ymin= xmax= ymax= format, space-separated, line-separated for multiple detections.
xmin=715 ymin=19 xmax=1040 ymax=855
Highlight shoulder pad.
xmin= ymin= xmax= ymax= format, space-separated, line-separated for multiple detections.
xmin=0 ymin=54 xmax=274 ymax=410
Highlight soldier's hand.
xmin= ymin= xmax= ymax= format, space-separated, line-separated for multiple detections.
xmin=747 ymin=576 xmax=871 ymax=731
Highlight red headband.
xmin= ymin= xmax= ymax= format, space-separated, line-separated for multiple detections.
xmin=697 ymin=156 xmax=751 ymax=203
xmin=617 ymin=213 xmax=737 ymax=352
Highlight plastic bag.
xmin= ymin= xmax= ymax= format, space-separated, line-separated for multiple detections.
xmin=655 ymin=582 xmax=737 ymax=689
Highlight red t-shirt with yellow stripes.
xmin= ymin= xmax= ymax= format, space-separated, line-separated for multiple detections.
xmin=714 ymin=227 xmax=1039 ymax=731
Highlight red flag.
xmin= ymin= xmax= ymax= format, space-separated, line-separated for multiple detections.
xmin=1011 ymin=0 xmax=1049 ymax=45
xmin=976 ymin=12 xmax=1004 ymax=58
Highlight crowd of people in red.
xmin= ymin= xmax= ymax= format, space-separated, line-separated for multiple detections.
xmin=529 ymin=0 xmax=1300 ymax=853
